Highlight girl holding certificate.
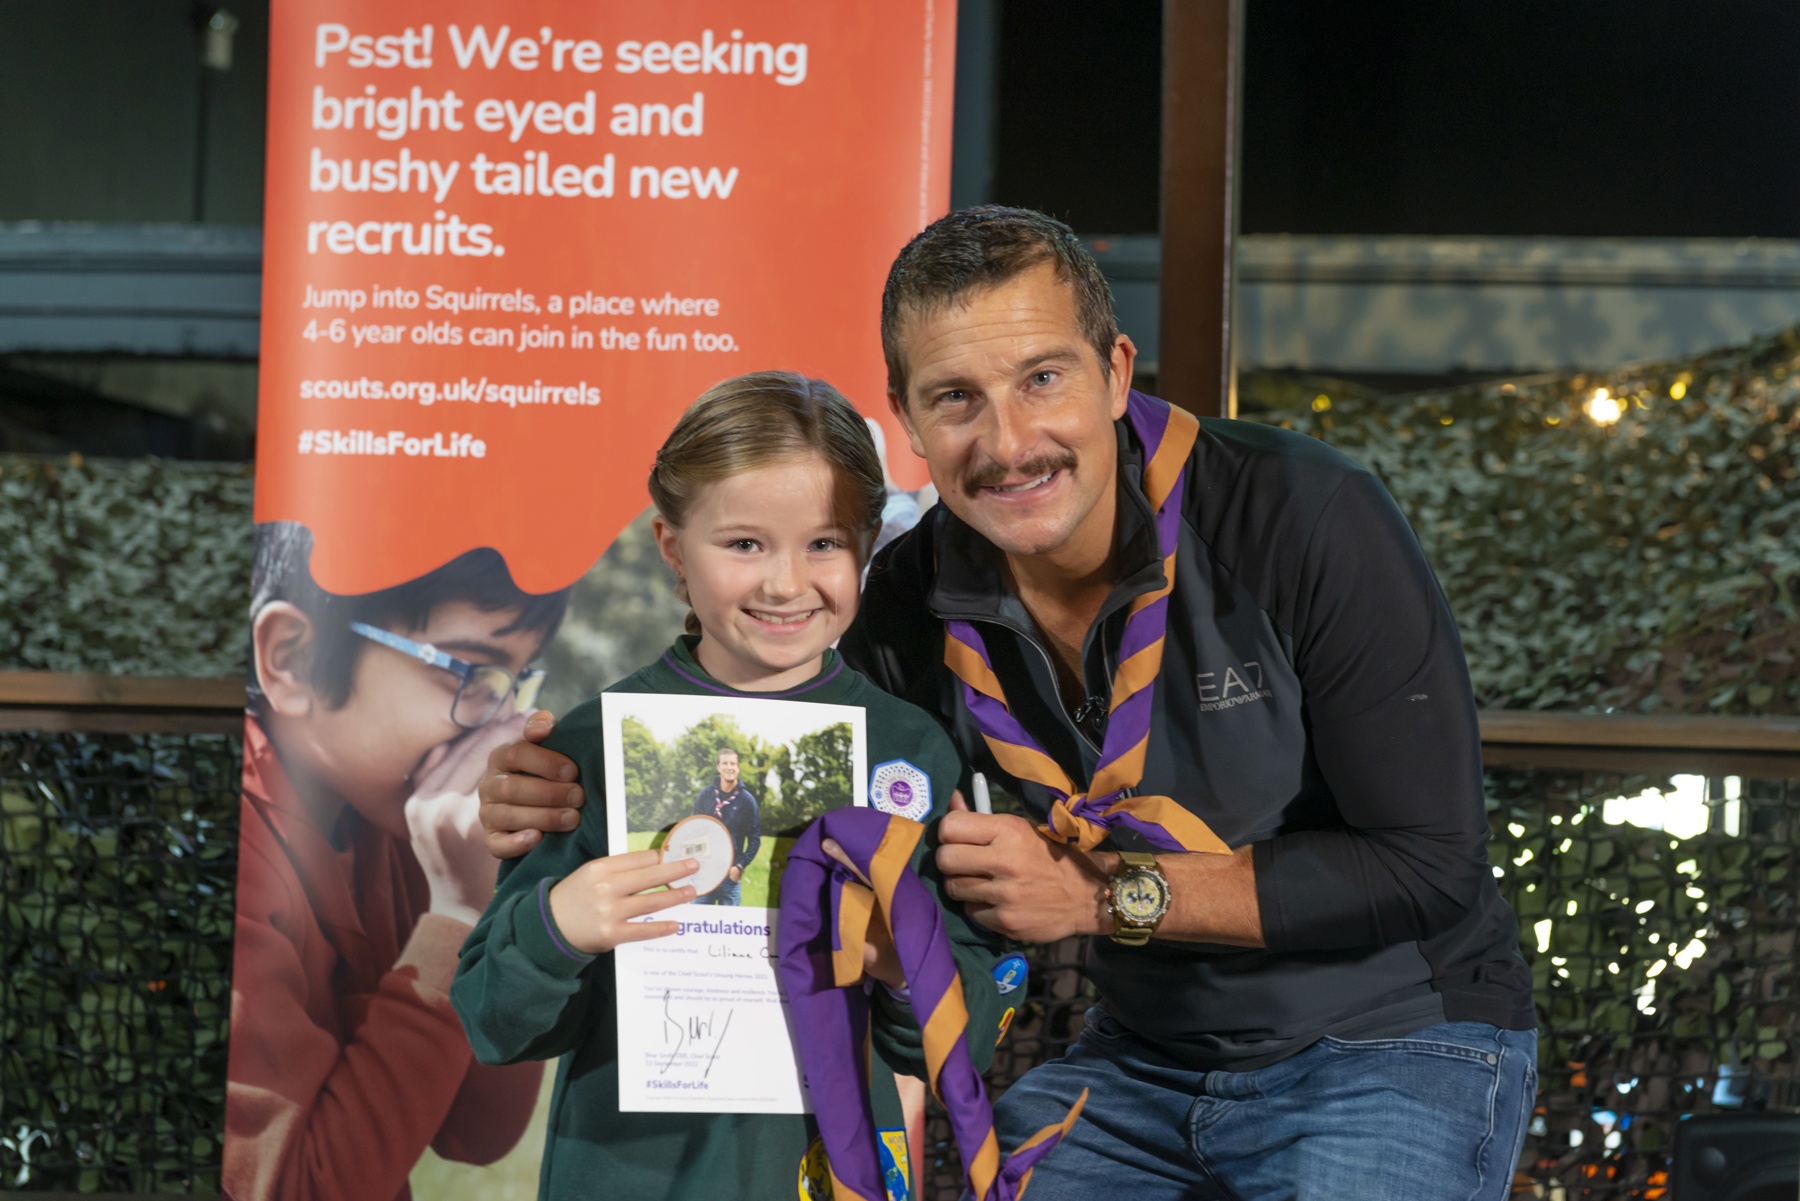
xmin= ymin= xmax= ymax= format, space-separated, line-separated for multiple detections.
xmin=450 ymin=372 xmax=1007 ymax=1200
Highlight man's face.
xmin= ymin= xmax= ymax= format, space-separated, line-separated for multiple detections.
xmin=887 ymin=261 xmax=1133 ymax=560
xmin=717 ymin=752 xmax=740 ymax=790
xmin=274 ymin=601 xmax=542 ymax=837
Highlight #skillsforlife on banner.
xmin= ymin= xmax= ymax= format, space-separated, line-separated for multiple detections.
xmin=223 ymin=3 xmax=955 ymax=1198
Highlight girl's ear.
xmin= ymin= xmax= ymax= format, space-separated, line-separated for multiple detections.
xmin=651 ymin=513 xmax=687 ymax=596
xmin=253 ymin=602 xmax=317 ymax=718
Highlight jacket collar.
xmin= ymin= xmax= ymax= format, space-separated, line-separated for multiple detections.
xmin=661 ymin=634 xmax=849 ymax=698
xmin=925 ymin=405 xmax=1173 ymax=628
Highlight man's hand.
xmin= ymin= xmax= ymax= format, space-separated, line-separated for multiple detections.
xmin=727 ymin=864 xmax=743 ymax=883
xmin=935 ymin=812 xmax=1112 ymax=943
xmin=479 ymin=711 xmax=585 ymax=859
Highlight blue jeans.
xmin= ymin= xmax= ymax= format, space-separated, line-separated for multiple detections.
xmin=985 ymin=1008 xmax=1536 ymax=1200
xmin=696 ymin=875 xmax=741 ymax=906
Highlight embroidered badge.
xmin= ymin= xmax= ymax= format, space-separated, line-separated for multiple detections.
xmin=992 ymin=953 xmax=1029 ymax=996
xmin=797 ymin=1137 xmax=832 ymax=1200
xmin=869 ymin=759 xmax=931 ymax=821
xmin=877 ymin=1128 xmax=913 ymax=1201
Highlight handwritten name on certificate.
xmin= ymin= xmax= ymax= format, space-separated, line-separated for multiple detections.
xmin=600 ymin=692 xmax=868 ymax=1113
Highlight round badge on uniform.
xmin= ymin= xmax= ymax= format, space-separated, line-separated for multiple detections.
xmin=662 ymin=814 xmax=734 ymax=895
xmin=992 ymin=953 xmax=1029 ymax=996
xmin=869 ymin=759 xmax=932 ymax=821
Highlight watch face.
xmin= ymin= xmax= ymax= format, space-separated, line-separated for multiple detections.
xmin=1114 ymin=868 xmax=1169 ymax=925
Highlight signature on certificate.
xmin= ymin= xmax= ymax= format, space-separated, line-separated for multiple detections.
xmin=660 ymin=990 xmax=734 ymax=1078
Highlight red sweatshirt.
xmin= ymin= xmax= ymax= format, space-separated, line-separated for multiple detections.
xmin=224 ymin=717 xmax=540 ymax=1201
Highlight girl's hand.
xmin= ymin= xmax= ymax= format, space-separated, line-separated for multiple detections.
xmin=549 ymin=851 xmax=700 ymax=955
xmin=821 ymin=837 xmax=906 ymax=990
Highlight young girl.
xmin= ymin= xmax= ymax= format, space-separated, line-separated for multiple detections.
xmin=450 ymin=372 xmax=1006 ymax=1200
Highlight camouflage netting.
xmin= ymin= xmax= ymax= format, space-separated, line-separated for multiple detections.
xmin=1243 ymin=327 xmax=1800 ymax=716
xmin=0 ymin=456 xmax=253 ymax=679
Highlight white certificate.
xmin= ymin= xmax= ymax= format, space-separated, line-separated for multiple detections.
xmin=600 ymin=691 xmax=867 ymax=1113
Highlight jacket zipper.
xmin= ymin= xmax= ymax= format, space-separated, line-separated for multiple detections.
xmin=950 ymin=612 xmax=1106 ymax=759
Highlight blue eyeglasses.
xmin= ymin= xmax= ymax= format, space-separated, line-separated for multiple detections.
xmin=349 ymin=621 xmax=548 ymax=729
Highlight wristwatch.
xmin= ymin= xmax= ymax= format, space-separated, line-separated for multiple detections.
xmin=1105 ymin=852 xmax=1171 ymax=946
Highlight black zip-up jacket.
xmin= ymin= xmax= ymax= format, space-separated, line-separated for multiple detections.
xmin=693 ymin=780 xmax=761 ymax=870
xmin=840 ymin=397 xmax=1533 ymax=1070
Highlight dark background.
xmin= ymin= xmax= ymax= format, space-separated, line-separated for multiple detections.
xmin=7 ymin=1 xmax=1800 ymax=236
xmin=7 ymin=0 xmax=1800 ymax=459
xmin=993 ymin=0 xmax=1800 ymax=237
xmin=0 ymin=1 xmax=269 ymax=224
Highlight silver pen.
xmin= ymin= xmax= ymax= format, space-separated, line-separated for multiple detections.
xmin=972 ymin=772 xmax=993 ymax=815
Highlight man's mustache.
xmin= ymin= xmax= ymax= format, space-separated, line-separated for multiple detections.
xmin=964 ymin=451 xmax=1077 ymax=496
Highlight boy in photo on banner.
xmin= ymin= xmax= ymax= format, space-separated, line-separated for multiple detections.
xmin=450 ymin=373 xmax=1008 ymax=1200
xmin=691 ymin=746 xmax=759 ymax=906
xmin=225 ymin=526 xmax=568 ymax=1201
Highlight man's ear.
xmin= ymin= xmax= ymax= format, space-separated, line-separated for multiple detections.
xmin=886 ymin=387 xmax=927 ymax=458
xmin=252 ymin=602 xmax=317 ymax=718
xmin=651 ymin=513 xmax=686 ymax=590
xmin=1107 ymin=334 xmax=1137 ymax=420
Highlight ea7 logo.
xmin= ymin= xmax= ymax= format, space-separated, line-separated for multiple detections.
xmin=1195 ymin=661 xmax=1273 ymax=712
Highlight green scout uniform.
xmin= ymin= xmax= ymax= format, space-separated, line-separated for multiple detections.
xmin=451 ymin=638 xmax=1006 ymax=1201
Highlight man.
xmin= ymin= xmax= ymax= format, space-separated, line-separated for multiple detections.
xmin=692 ymin=746 xmax=759 ymax=906
xmin=477 ymin=207 xmax=1535 ymax=1199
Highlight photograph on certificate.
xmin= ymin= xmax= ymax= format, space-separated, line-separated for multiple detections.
xmin=600 ymin=692 xmax=867 ymax=1113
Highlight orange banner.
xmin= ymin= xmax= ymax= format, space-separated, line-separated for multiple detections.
xmin=257 ymin=0 xmax=955 ymax=594
xmin=226 ymin=5 xmax=955 ymax=1197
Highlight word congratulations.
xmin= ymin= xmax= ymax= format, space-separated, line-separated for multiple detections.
xmin=675 ymin=917 xmax=770 ymax=938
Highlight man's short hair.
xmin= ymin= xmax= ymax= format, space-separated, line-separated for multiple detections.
xmin=880 ymin=205 xmax=1120 ymax=400
xmin=248 ymin=521 xmax=569 ymax=712
xmin=716 ymin=747 xmax=739 ymax=761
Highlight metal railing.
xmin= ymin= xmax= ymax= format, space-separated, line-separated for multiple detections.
xmin=2 ymin=675 xmax=242 ymax=1196
xmin=1 ymin=672 xmax=1796 ymax=1198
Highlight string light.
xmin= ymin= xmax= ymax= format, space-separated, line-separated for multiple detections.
xmin=1670 ymin=380 xmax=1688 ymax=400
xmin=1585 ymin=387 xmax=1623 ymax=425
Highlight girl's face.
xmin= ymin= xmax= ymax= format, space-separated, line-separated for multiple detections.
xmin=654 ymin=452 xmax=869 ymax=692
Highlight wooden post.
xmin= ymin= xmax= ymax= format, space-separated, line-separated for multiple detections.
xmin=1159 ymin=0 xmax=1244 ymax=419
